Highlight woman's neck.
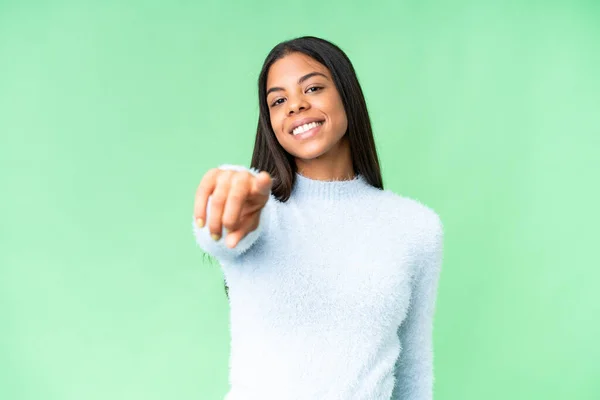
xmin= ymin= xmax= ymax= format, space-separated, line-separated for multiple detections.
xmin=294 ymin=138 xmax=355 ymax=181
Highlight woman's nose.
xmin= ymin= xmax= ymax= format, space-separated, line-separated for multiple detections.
xmin=287 ymin=96 xmax=309 ymax=115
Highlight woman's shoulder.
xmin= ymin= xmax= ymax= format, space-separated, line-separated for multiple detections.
xmin=374 ymin=189 xmax=444 ymax=273
xmin=375 ymin=188 xmax=443 ymax=238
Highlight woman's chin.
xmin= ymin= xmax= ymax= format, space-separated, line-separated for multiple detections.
xmin=293 ymin=149 xmax=329 ymax=162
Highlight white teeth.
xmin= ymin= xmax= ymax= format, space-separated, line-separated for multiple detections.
xmin=292 ymin=121 xmax=322 ymax=135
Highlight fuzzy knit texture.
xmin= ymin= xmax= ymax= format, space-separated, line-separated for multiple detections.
xmin=192 ymin=164 xmax=444 ymax=400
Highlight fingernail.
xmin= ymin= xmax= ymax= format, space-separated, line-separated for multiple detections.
xmin=196 ymin=218 xmax=205 ymax=228
xmin=211 ymin=233 xmax=221 ymax=241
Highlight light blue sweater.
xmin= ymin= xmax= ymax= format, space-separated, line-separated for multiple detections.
xmin=192 ymin=164 xmax=444 ymax=400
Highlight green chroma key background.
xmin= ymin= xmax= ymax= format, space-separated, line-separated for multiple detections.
xmin=1 ymin=0 xmax=599 ymax=399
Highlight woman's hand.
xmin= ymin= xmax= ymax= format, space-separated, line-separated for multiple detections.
xmin=194 ymin=168 xmax=273 ymax=249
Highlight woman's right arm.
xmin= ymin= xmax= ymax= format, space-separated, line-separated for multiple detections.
xmin=192 ymin=164 xmax=273 ymax=263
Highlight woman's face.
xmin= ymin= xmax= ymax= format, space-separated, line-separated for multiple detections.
xmin=266 ymin=52 xmax=349 ymax=167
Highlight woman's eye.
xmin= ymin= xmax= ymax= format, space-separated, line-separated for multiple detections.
xmin=307 ymin=86 xmax=323 ymax=93
xmin=271 ymin=98 xmax=285 ymax=107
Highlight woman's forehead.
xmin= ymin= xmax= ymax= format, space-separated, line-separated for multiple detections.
xmin=267 ymin=53 xmax=330 ymax=85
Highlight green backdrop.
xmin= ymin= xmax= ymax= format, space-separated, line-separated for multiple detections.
xmin=1 ymin=1 xmax=599 ymax=399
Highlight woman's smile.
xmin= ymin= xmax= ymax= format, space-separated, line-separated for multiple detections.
xmin=290 ymin=118 xmax=325 ymax=139
xmin=291 ymin=120 xmax=323 ymax=138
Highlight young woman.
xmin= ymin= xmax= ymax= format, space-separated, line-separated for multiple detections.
xmin=192 ymin=36 xmax=444 ymax=400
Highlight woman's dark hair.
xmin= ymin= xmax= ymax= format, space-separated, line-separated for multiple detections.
xmin=222 ymin=36 xmax=384 ymax=298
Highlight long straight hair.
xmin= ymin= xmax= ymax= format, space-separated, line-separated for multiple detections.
xmin=250 ymin=36 xmax=383 ymax=201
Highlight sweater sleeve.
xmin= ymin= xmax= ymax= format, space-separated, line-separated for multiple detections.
xmin=391 ymin=214 xmax=444 ymax=400
xmin=191 ymin=164 xmax=274 ymax=263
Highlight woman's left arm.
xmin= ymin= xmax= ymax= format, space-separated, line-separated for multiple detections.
xmin=391 ymin=213 xmax=444 ymax=400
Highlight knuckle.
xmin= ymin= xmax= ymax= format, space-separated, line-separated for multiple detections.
xmin=205 ymin=168 xmax=218 ymax=178
xmin=228 ymin=191 xmax=245 ymax=203
xmin=231 ymin=171 xmax=251 ymax=185
xmin=197 ymin=181 xmax=210 ymax=194
xmin=216 ymin=170 xmax=233 ymax=184
xmin=211 ymin=195 xmax=226 ymax=207
xmin=201 ymin=168 xmax=218 ymax=184
xmin=222 ymin=215 xmax=237 ymax=228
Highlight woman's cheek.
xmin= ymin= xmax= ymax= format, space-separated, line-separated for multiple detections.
xmin=270 ymin=112 xmax=283 ymax=133
xmin=268 ymin=116 xmax=278 ymax=134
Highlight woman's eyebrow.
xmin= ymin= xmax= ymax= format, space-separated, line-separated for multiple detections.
xmin=266 ymin=71 xmax=329 ymax=96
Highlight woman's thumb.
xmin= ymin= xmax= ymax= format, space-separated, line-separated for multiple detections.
xmin=252 ymin=171 xmax=272 ymax=196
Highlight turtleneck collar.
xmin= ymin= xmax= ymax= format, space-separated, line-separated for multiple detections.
xmin=290 ymin=172 xmax=371 ymax=201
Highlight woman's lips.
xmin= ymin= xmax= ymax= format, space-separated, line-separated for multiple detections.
xmin=291 ymin=122 xmax=323 ymax=140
